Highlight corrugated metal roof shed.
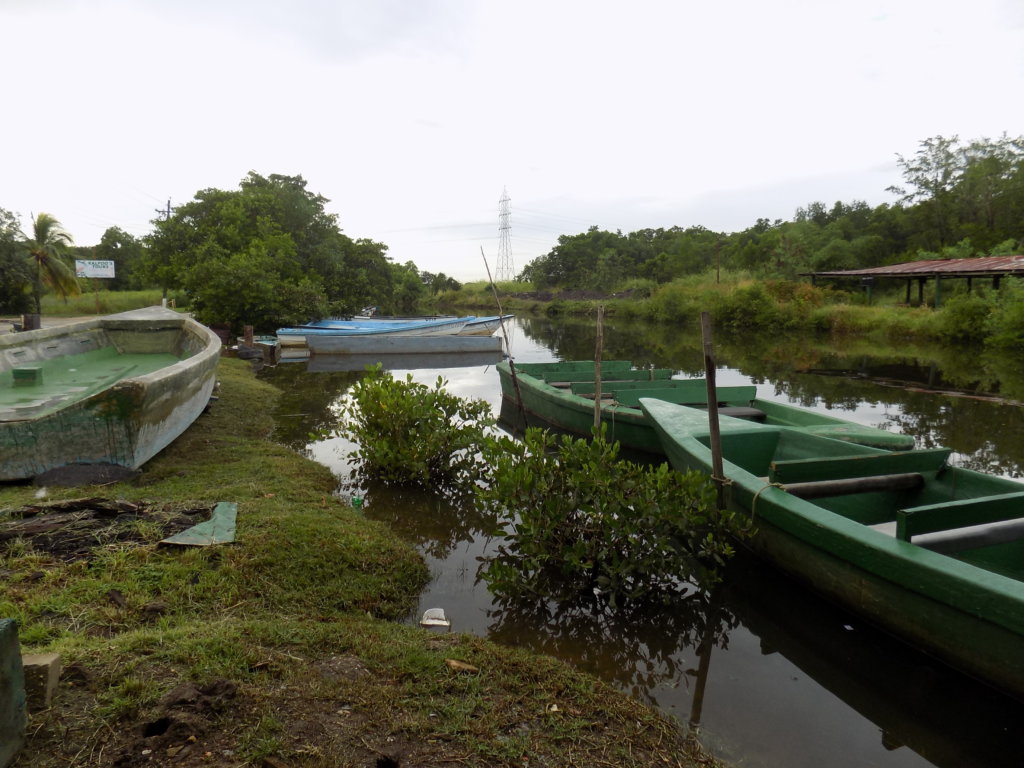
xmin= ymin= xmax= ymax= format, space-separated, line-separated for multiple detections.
xmin=804 ymin=255 xmax=1024 ymax=279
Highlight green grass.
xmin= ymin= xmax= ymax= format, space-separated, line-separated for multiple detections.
xmin=38 ymin=289 xmax=170 ymax=316
xmin=2 ymin=359 xmax=712 ymax=767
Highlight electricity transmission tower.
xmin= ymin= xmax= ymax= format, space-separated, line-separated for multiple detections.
xmin=495 ymin=187 xmax=514 ymax=281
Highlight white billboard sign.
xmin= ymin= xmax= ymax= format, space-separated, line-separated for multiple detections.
xmin=75 ymin=260 xmax=116 ymax=278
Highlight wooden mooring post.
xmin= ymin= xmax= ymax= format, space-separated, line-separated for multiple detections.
xmin=700 ymin=312 xmax=726 ymax=508
xmin=593 ymin=305 xmax=604 ymax=430
xmin=480 ymin=247 xmax=527 ymax=428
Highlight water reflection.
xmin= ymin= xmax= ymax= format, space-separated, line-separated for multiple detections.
xmin=257 ymin=315 xmax=1024 ymax=768
xmin=358 ymin=483 xmax=502 ymax=560
xmin=486 ymin=587 xmax=736 ymax=706
xmin=723 ymin=552 xmax=1024 ymax=768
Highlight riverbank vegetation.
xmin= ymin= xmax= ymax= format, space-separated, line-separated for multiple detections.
xmin=440 ymin=271 xmax=1024 ymax=352
xmin=4 ymin=134 xmax=1022 ymax=342
xmin=437 ymin=134 xmax=1024 ymax=348
xmin=0 ymin=359 xmax=715 ymax=767
xmin=480 ymin=427 xmax=749 ymax=605
xmin=1 ymin=175 xmax=464 ymax=332
xmin=336 ymin=369 xmax=747 ymax=607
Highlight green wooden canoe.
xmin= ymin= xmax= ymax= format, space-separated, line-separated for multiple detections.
xmin=639 ymin=396 xmax=1024 ymax=700
xmin=496 ymin=360 xmax=914 ymax=456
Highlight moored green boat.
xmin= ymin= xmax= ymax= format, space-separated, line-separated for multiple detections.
xmin=639 ymin=396 xmax=1024 ymax=700
xmin=496 ymin=360 xmax=914 ymax=456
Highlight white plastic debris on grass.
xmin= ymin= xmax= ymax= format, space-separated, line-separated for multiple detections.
xmin=420 ymin=608 xmax=451 ymax=627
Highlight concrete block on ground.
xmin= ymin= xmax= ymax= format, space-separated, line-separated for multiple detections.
xmin=21 ymin=653 xmax=60 ymax=712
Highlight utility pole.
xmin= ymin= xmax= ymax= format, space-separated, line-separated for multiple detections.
xmin=153 ymin=199 xmax=172 ymax=301
xmin=495 ymin=187 xmax=514 ymax=282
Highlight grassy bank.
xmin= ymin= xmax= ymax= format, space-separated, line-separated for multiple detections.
xmin=37 ymin=289 xmax=171 ymax=317
xmin=1 ymin=359 xmax=712 ymax=767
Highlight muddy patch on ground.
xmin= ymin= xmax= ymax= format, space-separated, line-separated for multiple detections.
xmin=0 ymin=498 xmax=213 ymax=562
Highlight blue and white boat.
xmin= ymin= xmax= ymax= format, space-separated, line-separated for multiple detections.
xmin=279 ymin=316 xmax=469 ymax=337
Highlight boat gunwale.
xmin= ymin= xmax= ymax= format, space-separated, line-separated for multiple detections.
xmin=638 ymin=397 xmax=1024 ymax=636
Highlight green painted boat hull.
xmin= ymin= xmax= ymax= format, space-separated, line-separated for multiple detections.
xmin=0 ymin=307 xmax=220 ymax=480
xmin=640 ymin=397 xmax=1024 ymax=700
xmin=496 ymin=360 xmax=914 ymax=456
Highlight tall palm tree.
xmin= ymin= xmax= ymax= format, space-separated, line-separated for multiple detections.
xmin=23 ymin=212 xmax=80 ymax=314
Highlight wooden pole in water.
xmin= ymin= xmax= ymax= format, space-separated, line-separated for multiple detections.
xmin=700 ymin=312 xmax=726 ymax=507
xmin=593 ymin=305 xmax=604 ymax=430
xmin=481 ymin=247 xmax=528 ymax=428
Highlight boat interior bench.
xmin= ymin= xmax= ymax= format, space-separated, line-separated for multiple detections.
xmin=769 ymin=448 xmax=952 ymax=500
xmin=571 ymin=379 xmax=682 ymax=395
xmin=544 ymin=368 xmax=675 ymax=386
xmin=611 ymin=385 xmax=758 ymax=409
xmin=893 ymin=492 xmax=1024 ymax=551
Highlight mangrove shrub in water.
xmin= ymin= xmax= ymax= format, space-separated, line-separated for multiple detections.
xmin=335 ymin=367 xmax=494 ymax=493
xmin=478 ymin=428 xmax=751 ymax=605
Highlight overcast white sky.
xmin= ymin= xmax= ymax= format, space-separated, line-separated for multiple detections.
xmin=3 ymin=0 xmax=1023 ymax=280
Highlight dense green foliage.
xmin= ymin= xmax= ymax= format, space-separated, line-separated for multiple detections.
xmin=335 ymin=367 xmax=495 ymax=493
xmin=143 ymin=173 xmax=424 ymax=331
xmin=0 ymin=209 xmax=32 ymax=313
xmin=333 ymin=373 xmax=747 ymax=605
xmin=478 ymin=427 xmax=750 ymax=606
xmin=519 ymin=135 xmax=1024 ymax=291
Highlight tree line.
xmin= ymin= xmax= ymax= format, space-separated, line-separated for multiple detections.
xmin=520 ymin=135 xmax=1024 ymax=291
xmin=0 ymin=172 xmax=462 ymax=331
xmin=3 ymin=135 xmax=1021 ymax=327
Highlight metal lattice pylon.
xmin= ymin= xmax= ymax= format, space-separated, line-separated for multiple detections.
xmin=495 ymin=187 xmax=514 ymax=281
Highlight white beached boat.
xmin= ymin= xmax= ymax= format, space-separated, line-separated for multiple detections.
xmin=0 ymin=307 xmax=220 ymax=480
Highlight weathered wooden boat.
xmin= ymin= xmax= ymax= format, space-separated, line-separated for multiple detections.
xmin=496 ymin=360 xmax=913 ymax=456
xmin=640 ymin=396 xmax=1024 ymax=700
xmin=0 ymin=307 xmax=220 ymax=481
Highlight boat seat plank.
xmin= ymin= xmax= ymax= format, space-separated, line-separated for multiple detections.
xmin=768 ymin=447 xmax=951 ymax=485
xmin=519 ymin=360 xmax=634 ymax=375
xmin=896 ymin=492 xmax=1024 ymax=542
xmin=542 ymin=368 xmax=675 ymax=384
xmin=717 ymin=406 xmax=768 ymax=422
xmin=783 ymin=472 xmax=925 ymax=499
xmin=613 ymin=385 xmax=757 ymax=408
xmin=571 ymin=379 xmax=686 ymax=395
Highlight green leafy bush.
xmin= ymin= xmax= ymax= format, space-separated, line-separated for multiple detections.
xmin=711 ymin=282 xmax=788 ymax=330
xmin=986 ymin=282 xmax=1024 ymax=350
xmin=336 ymin=367 xmax=494 ymax=493
xmin=478 ymin=428 xmax=750 ymax=606
xmin=938 ymin=292 xmax=993 ymax=343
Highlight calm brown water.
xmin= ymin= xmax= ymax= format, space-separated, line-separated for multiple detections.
xmin=258 ymin=315 xmax=1024 ymax=768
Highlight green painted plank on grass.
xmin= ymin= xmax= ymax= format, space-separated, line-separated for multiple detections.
xmin=161 ymin=502 xmax=237 ymax=546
